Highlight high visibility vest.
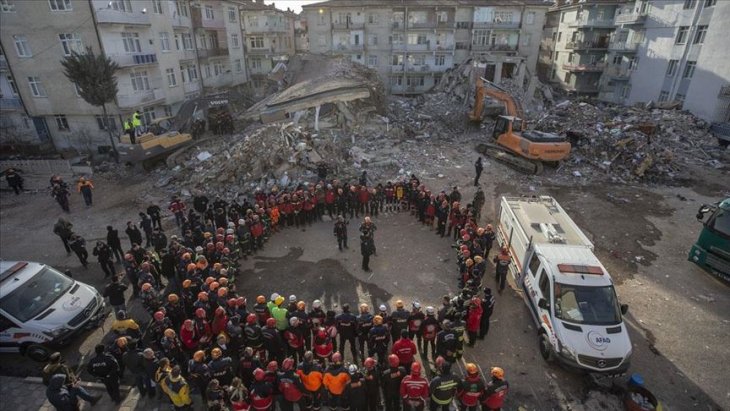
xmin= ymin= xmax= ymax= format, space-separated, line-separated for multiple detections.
xmin=123 ymin=120 xmax=132 ymax=131
xmin=132 ymin=113 xmax=142 ymax=127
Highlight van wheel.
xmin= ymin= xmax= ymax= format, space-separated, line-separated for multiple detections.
xmin=25 ymin=344 xmax=51 ymax=362
xmin=539 ymin=333 xmax=554 ymax=363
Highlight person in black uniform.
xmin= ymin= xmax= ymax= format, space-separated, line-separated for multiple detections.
xmin=336 ymin=303 xmax=358 ymax=364
xmin=87 ymin=344 xmax=122 ymax=403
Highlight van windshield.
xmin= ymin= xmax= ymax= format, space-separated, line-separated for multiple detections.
xmin=0 ymin=267 xmax=74 ymax=322
xmin=553 ymin=283 xmax=621 ymax=325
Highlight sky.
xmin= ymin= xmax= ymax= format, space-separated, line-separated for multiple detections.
xmin=263 ymin=0 xmax=324 ymax=14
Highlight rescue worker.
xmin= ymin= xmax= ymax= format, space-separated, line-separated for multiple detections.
xmin=334 ymin=215 xmax=348 ymax=251
xmin=482 ymin=367 xmax=509 ymax=411
xmin=400 ymin=361 xmax=429 ymax=411
xmin=345 ymin=363 xmax=367 ymax=411
xmin=457 ymin=363 xmax=485 ymax=411
xmin=362 ymin=357 xmax=381 ymax=411
xmin=297 ymin=351 xmax=324 ymax=411
xmin=382 ymin=354 xmax=407 ymax=411
xmin=284 ymin=316 xmax=305 ymax=364
xmin=69 ymin=233 xmax=89 ymax=268
xmin=356 ymin=303 xmax=374 ymax=360
xmin=123 ymin=339 xmax=151 ymax=397
xmin=483 ymin=224 xmax=496 ymax=259
xmin=87 ymin=344 xmax=121 ymax=403
xmin=92 ymin=241 xmax=115 ymax=278
xmin=480 ymin=288 xmax=495 ymax=339
xmin=244 ymin=313 xmax=265 ymax=359
xmin=336 ymin=303 xmax=358 ymax=363
xmin=188 ymin=350 xmax=210 ymax=400
xmin=51 ymin=181 xmax=71 ymax=212
xmin=250 ymin=368 xmax=274 ymax=411
xmin=392 ymin=330 xmax=417 ymax=374
xmin=360 ymin=231 xmax=375 ymax=271
xmin=168 ymin=196 xmax=187 ymax=227
xmin=103 ymin=275 xmax=128 ymax=315
xmin=277 ymin=357 xmax=306 ymax=411
xmin=493 ymin=246 xmax=511 ymax=293
xmin=53 ymin=218 xmax=74 ymax=255
xmin=421 ymin=307 xmax=440 ymax=362
xmin=133 ymin=110 xmax=143 ymax=137
xmin=77 ymin=177 xmax=94 ymax=207
xmin=408 ymin=302 xmax=425 ymax=352
xmin=208 ymin=347 xmax=234 ymax=387
xmin=474 ymin=157 xmax=483 ymax=186
xmin=262 ymin=317 xmax=285 ymax=363
xmin=429 ymin=360 xmax=459 ymax=411
xmin=323 ymin=352 xmax=351 ymax=410
xmin=466 ymin=297 xmax=483 ymax=347
xmin=390 ymin=300 xmax=410 ymax=343
xmin=238 ymin=347 xmax=262 ymax=388
xmin=160 ymin=365 xmax=193 ymax=410
xmin=368 ymin=314 xmax=390 ymax=366
xmin=435 ymin=320 xmax=457 ymax=364
xmin=313 ymin=327 xmax=334 ymax=365
xmin=268 ymin=294 xmax=289 ymax=332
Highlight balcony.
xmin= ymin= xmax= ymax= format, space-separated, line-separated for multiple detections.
xmin=406 ymin=43 xmax=431 ymax=52
xmin=183 ymin=81 xmax=200 ymax=94
xmin=247 ymin=46 xmax=276 ymax=55
xmin=391 ymin=64 xmax=404 ymax=72
xmin=563 ymin=62 xmax=607 ymax=72
xmin=473 ymin=21 xmax=520 ymax=29
xmin=116 ymin=88 xmax=165 ymax=109
xmin=565 ymin=84 xmax=600 ymax=93
xmin=608 ymin=42 xmax=639 ymax=52
xmin=179 ymin=49 xmax=198 ymax=61
xmin=335 ymin=43 xmax=364 ymax=52
xmin=434 ymin=44 xmax=455 ymax=51
xmin=435 ymin=20 xmax=455 ymax=29
xmin=566 ymin=41 xmax=609 ymax=50
xmin=408 ymin=21 xmax=436 ymax=29
xmin=471 ymin=44 xmax=518 ymax=52
xmin=246 ymin=25 xmax=289 ymax=34
xmin=407 ymin=65 xmax=433 ymax=73
xmin=95 ymin=8 xmax=150 ymax=25
xmin=191 ymin=8 xmax=225 ymax=30
xmin=0 ymin=97 xmax=22 ymax=111
xmin=606 ymin=66 xmax=632 ymax=80
xmin=332 ymin=21 xmax=364 ymax=30
xmin=110 ymin=53 xmax=158 ymax=68
xmin=615 ymin=11 xmax=647 ymax=25
xmin=392 ymin=22 xmax=405 ymax=30
xmin=204 ymin=73 xmax=233 ymax=89
xmin=569 ymin=17 xmax=615 ymax=29
xmin=197 ymin=48 xmax=229 ymax=59
xmin=719 ymin=85 xmax=730 ymax=99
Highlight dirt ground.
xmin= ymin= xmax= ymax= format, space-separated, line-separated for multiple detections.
xmin=0 ymin=150 xmax=728 ymax=410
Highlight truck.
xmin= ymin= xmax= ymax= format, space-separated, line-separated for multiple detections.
xmin=497 ymin=196 xmax=632 ymax=374
xmin=0 ymin=261 xmax=107 ymax=362
xmin=689 ymin=197 xmax=730 ymax=282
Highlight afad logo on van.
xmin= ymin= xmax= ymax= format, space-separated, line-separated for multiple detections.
xmin=61 ymin=296 xmax=83 ymax=311
xmin=586 ymin=330 xmax=611 ymax=351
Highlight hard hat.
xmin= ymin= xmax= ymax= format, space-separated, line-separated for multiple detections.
xmin=227 ymin=298 xmax=237 ymax=307
xmin=275 ymin=296 xmax=285 ymax=306
xmin=209 ymin=281 xmax=219 ymax=291
xmin=267 ymin=361 xmax=278 ymax=372
xmin=474 ymin=255 xmax=483 ymax=263
xmin=348 ymin=364 xmax=359 ymax=374
xmin=426 ymin=306 xmax=435 ymax=315
xmin=312 ymin=299 xmax=322 ymax=309
xmin=270 ymin=293 xmax=280 ymax=302
xmin=491 ymin=367 xmax=505 ymax=380
xmin=182 ymin=252 xmax=191 ymax=260
xmin=266 ymin=318 xmax=276 ymax=328
xmin=317 ymin=328 xmax=327 ymax=339
xmin=388 ymin=354 xmax=400 ymax=368
xmin=253 ymin=368 xmax=265 ymax=381
xmin=186 ymin=263 xmax=196 ymax=272
xmin=297 ymin=301 xmax=306 ymax=310
xmin=395 ymin=300 xmax=404 ymax=309
xmin=463 ymin=249 xmax=471 ymax=258
xmin=363 ymin=357 xmax=376 ymax=369
xmin=360 ymin=303 xmax=369 ymax=312
xmin=183 ymin=319 xmax=193 ymax=328
xmin=282 ymin=357 xmax=295 ymax=371
xmin=193 ymin=350 xmax=205 ymax=361
xmin=164 ymin=328 xmax=176 ymax=338
xmin=182 ymin=279 xmax=192 ymax=288
xmin=412 ymin=301 xmax=421 ymax=309
xmin=466 ymin=363 xmax=478 ymax=375
xmin=289 ymin=317 xmax=299 ymax=326
xmin=211 ymin=348 xmax=222 ymax=359
xmin=477 ymin=227 xmax=485 ymax=235
xmin=141 ymin=283 xmax=152 ymax=291
xmin=197 ymin=292 xmax=208 ymax=301
xmin=205 ymin=277 xmax=215 ymax=285
xmin=466 ymin=258 xmax=474 ymax=267
xmin=373 ymin=315 xmax=383 ymax=325
xmin=442 ymin=320 xmax=452 ymax=330
xmin=289 ymin=295 xmax=297 ymax=303
xmin=379 ymin=304 xmax=387 ymax=312
xmin=246 ymin=314 xmax=257 ymax=325
xmin=331 ymin=352 xmax=342 ymax=364
xmin=243 ymin=347 xmax=254 ymax=357
xmin=217 ymin=287 xmax=228 ymax=297
xmin=411 ymin=362 xmax=422 ymax=376
xmin=215 ymin=307 xmax=225 ymax=317
xmin=218 ymin=277 xmax=228 ymax=286
xmin=486 ymin=224 xmax=493 ymax=230
xmin=238 ymin=219 xmax=245 ymax=225
xmin=257 ymin=295 xmax=266 ymax=304
xmin=237 ymin=296 xmax=246 ymax=306
xmin=153 ymin=311 xmax=165 ymax=321
xmin=462 ymin=234 xmax=471 ymax=242
xmin=168 ymin=293 xmax=179 ymax=303
xmin=195 ymin=308 xmax=206 ymax=318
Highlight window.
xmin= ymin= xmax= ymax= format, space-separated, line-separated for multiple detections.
xmin=538 ymin=271 xmax=550 ymax=298
xmin=560 ymin=12 xmax=565 ymax=22
xmin=629 ymin=57 xmax=639 ymax=70
xmin=554 ymin=51 xmax=559 ymax=61
xmin=235 ymin=59 xmax=242 ymax=72
xmin=166 ymin=68 xmax=177 ymax=87
xmin=182 ymin=33 xmax=193 ymax=50
xmin=613 ymin=55 xmax=622 ymax=65
xmin=204 ymin=64 xmax=211 ymax=78
xmin=204 ymin=5 xmax=214 ymax=20
xmin=658 ymin=91 xmax=669 ymax=102
xmin=683 ymin=61 xmax=696 ymax=78
xmin=522 ymin=33 xmax=532 ymax=46
xmin=48 ymin=0 xmax=71 ymax=11
xmin=557 ymin=32 xmax=562 ymax=42
xmin=95 ymin=115 xmax=116 ymax=131
xmin=14 ymin=35 xmax=31 ymax=57
xmin=130 ymin=71 xmax=149 ymax=91
xmin=27 ymin=76 xmax=46 ymax=97
xmin=1 ymin=0 xmax=16 ymax=13
xmin=528 ymin=254 xmax=541 ymax=276
xmin=456 ymin=21 xmax=470 ymax=29
xmin=435 ymin=55 xmax=445 ymax=66
xmin=407 ymin=34 xmax=428 ymax=45
xmin=391 ymin=76 xmax=403 ymax=86
xmin=526 ymin=11 xmax=535 ymax=25
xmin=408 ymin=55 xmax=425 ymax=66
xmin=694 ymin=25 xmax=707 ymax=44
xmin=473 ymin=29 xmax=488 ymax=46
xmin=59 ymin=33 xmax=83 ymax=56
xmin=676 ymin=26 xmax=689 ymax=44
xmin=142 ymin=107 xmax=156 ymax=125
xmin=455 ymin=42 xmax=468 ymax=50
xmin=175 ymin=1 xmax=188 ymax=17
xmin=621 ymin=85 xmax=631 ymax=98
xmin=228 ymin=7 xmax=236 ymax=23
xmin=250 ymin=37 xmax=264 ymax=49
xmin=683 ymin=0 xmax=695 ymax=9
xmin=7 ymin=76 xmax=18 ymax=95
xmin=675 ymin=93 xmax=685 ymax=103
xmin=436 ymin=11 xmax=447 ymax=23
xmin=121 ymin=32 xmax=141 ymax=53
xmin=367 ymin=55 xmax=378 ymax=67
xmin=160 ymin=32 xmax=170 ymax=51
xmin=164 ymin=105 xmax=173 ymax=117
xmin=705 ymin=0 xmax=716 ymax=6
xmin=406 ymin=76 xmax=424 ymax=87
xmin=108 ymin=0 xmax=132 ymax=12
xmin=391 ymin=54 xmax=404 ymax=65
xmin=231 ymin=34 xmax=239 ymax=48
xmin=250 ymin=58 xmax=262 ymax=69
xmin=152 ymin=0 xmax=162 ymax=14
xmin=213 ymin=62 xmax=223 ymax=76
xmin=666 ymin=59 xmax=679 ymax=76
xmin=494 ymin=11 xmax=513 ymax=23
xmin=54 ymin=115 xmax=69 ymax=131
xmin=368 ymin=13 xmax=378 ymax=24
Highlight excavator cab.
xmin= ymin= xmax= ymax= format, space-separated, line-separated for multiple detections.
xmin=493 ymin=116 xmax=523 ymax=140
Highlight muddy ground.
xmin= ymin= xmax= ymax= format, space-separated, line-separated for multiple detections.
xmin=0 ymin=150 xmax=728 ymax=410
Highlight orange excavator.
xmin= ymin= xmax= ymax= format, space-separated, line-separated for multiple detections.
xmin=469 ymin=77 xmax=571 ymax=174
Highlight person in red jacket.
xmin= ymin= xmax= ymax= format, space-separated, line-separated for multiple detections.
xmin=325 ymin=185 xmax=336 ymax=218
xmin=168 ymin=196 xmax=186 ymax=227
xmin=250 ymin=368 xmax=273 ymax=411
xmin=465 ymin=297 xmax=483 ymax=347
xmin=313 ymin=327 xmax=333 ymax=365
xmin=193 ymin=308 xmax=213 ymax=350
xmin=250 ymin=215 xmax=265 ymax=251
xmin=400 ymin=361 xmax=429 ymax=411
xmin=457 ymin=363 xmax=485 ymax=411
xmin=481 ymin=367 xmax=509 ymax=411
xmin=323 ymin=352 xmax=351 ymax=410
xmin=179 ymin=319 xmax=198 ymax=352
xmin=211 ymin=306 xmax=228 ymax=336
xmin=284 ymin=317 xmax=305 ymax=364
xmin=392 ymin=329 xmax=417 ymax=373
xmin=277 ymin=357 xmax=306 ymax=411
xmin=357 ymin=185 xmax=370 ymax=216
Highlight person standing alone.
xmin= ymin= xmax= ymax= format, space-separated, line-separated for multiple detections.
xmin=77 ymin=177 xmax=94 ymax=207
xmin=334 ymin=216 xmax=348 ymax=251
xmin=474 ymin=157 xmax=483 ymax=186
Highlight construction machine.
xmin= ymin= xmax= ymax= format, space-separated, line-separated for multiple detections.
xmin=469 ymin=77 xmax=571 ymax=174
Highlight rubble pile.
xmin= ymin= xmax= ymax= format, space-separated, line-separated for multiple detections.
xmin=538 ymin=100 xmax=727 ymax=183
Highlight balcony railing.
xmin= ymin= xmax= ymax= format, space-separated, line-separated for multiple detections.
xmin=110 ymin=53 xmax=158 ymax=68
xmin=473 ymin=21 xmax=520 ymax=29
xmin=563 ymin=62 xmax=607 ymax=72
xmin=608 ymin=41 xmax=640 ymax=52
xmin=116 ymin=88 xmax=165 ymax=109
xmin=408 ymin=21 xmax=436 ymax=29
xmin=183 ymin=81 xmax=200 ymax=94
xmin=0 ymin=97 xmax=22 ymax=111
xmin=197 ymin=48 xmax=229 ymax=59
xmin=719 ymin=85 xmax=730 ymax=98
xmin=569 ymin=17 xmax=615 ymax=28
xmin=204 ymin=73 xmax=233 ymax=89
xmin=471 ymin=44 xmax=518 ymax=52
xmin=566 ymin=41 xmax=609 ymax=50
xmin=332 ymin=21 xmax=364 ymax=30
xmin=606 ymin=66 xmax=632 ymax=79
xmin=565 ymin=84 xmax=600 ymax=93
xmin=392 ymin=22 xmax=405 ymax=30
xmin=95 ymin=8 xmax=150 ymax=25
xmin=246 ymin=25 xmax=289 ymax=33
xmin=191 ymin=8 xmax=225 ymax=29
xmin=434 ymin=44 xmax=455 ymax=51
xmin=615 ymin=12 xmax=647 ymax=25
xmin=179 ymin=49 xmax=198 ymax=61
xmin=435 ymin=20 xmax=455 ymax=29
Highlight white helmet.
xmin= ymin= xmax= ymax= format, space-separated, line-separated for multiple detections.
xmin=426 ymin=306 xmax=435 ymax=315
xmin=412 ymin=301 xmax=421 ymax=309
xmin=289 ymin=295 xmax=297 ymax=303
xmin=271 ymin=293 xmax=280 ymax=302
xmin=238 ymin=219 xmax=245 ymax=225
xmin=379 ymin=304 xmax=387 ymax=312
xmin=289 ymin=317 xmax=299 ymax=326
xmin=348 ymin=364 xmax=358 ymax=374
xmin=313 ymin=300 xmax=322 ymax=309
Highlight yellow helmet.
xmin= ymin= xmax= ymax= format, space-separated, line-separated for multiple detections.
xmin=465 ymin=363 xmax=478 ymax=375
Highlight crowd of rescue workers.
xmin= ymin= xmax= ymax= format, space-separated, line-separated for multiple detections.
xmin=42 ymin=169 xmax=514 ymax=411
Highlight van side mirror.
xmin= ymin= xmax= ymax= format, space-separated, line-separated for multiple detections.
xmin=538 ymin=298 xmax=549 ymax=310
xmin=696 ymin=205 xmax=711 ymax=221
xmin=620 ymin=304 xmax=629 ymax=315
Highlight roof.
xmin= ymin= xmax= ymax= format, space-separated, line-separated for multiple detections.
xmin=302 ymin=0 xmax=549 ymax=9
xmin=503 ymin=196 xmax=594 ymax=249
xmin=535 ymin=244 xmax=614 ymax=287
xmin=0 ymin=261 xmax=43 ymax=298
xmin=232 ymin=0 xmax=294 ymax=13
xmin=548 ymin=0 xmax=624 ymax=11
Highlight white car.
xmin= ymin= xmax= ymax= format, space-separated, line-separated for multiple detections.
xmin=0 ymin=261 xmax=108 ymax=361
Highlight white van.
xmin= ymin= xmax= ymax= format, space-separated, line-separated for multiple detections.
xmin=0 ymin=261 xmax=108 ymax=361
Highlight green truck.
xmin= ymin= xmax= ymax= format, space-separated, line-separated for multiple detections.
xmin=689 ymin=198 xmax=730 ymax=283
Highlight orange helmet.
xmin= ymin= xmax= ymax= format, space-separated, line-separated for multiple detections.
xmin=186 ymin=263 xmax=196 ymax=272
xmin=163 ymin=328 xmax=176 ymax=338
xmin=218 ymin=277 xmax=228 ymax=286
xmin=141 ymin=283 xmax=152 ymax=291
xmin=182 ymin=279 xmax=192 ymax=289
xmin=256 ymin=295 xmax=266 ymax=304
xmin=209 ymin=281 xmax=220 ymax=291
xmin=466 ymin=363 xmax=478 ymax=376
xmin=373 ymin=315 xmax=383 ymax=325
xmin=193 ymin=350 xmax=206 ymax=362
xmin=217 ymin=287 xmax=228 ymax=297
xmin=491 ymin=367 xmax=504 ymax=379
xmin=197 ymin=292 xmax=208 ymax=301
xmin=211 ymin=348 xmax=222 ymax=359
xmin=205 ymin=277 xmax=215 ymax=285
xmin=297 ymin=301 xmax=306 ymax=310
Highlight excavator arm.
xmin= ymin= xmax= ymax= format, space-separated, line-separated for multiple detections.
xmin=480 ymin=77 xmax=524 ymax=122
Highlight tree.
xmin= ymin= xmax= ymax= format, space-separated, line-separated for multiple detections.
xmin=61 ymin=48 xmax=120 ymax=161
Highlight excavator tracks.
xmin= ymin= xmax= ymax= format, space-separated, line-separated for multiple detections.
xmin=476 ymin=143 xmax=544 ymax=175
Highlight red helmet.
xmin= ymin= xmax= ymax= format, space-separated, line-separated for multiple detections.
xmin=246 ymin=313 xmax=257 ymax=325
xmin=183 ymin=319 xmax=193 ymax=328
xmin=215 ymin=307 xmax=225 ymax=317
xmin=317 ymin=328 xmax=327 ymax=339
xmin=435 ymin=356 xmax=445 ymax=370
xmin=253 ymin=368 xmax=265 ymax=381
xmin=388 ymin=354 xmax=400 ymax=368
xmin=195 ymin=308 xmax=206 ymax=318
xmin=153 ymin=311 xmax=165 ymax=321
xmin=267 ymin=361 xmax=278 ymax=372
xmin=459 ymin=228 xmax=467 ymax=237
xmin=331 ymin=352 xmax=342 ymax=364
xmin=462 ymin=249 xmax=471 ymax=258
xmin=364 ymin=357 xmax=376 ymax=369
xmin=266 ymin=318 xmax=277 ymax=328
xmin=282 ymin=357 xmax=295 ymax=371
xmin=411 ymin=362 xmax=422 ymax=376
xmin=216 ymin=227 xmax=225 ymax=235
xmin=462 ymin=234 xmax=471 ymax=242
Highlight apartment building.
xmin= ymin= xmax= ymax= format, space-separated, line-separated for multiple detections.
xmin=621 ymin=0 xmax=730 ymax=123
xmin=303 ymin=0 xmax=548 ymax=95
xmin=0 ymin=0 xmax=248 ymax=152
xmin=538 ymin=0 xmax=622 ymax=95
xmin=237 ymin=0 xmax=295 ymax=92
xmin=0 ymin=45 xmax=42 ymax=146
